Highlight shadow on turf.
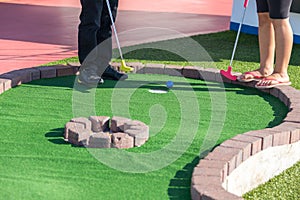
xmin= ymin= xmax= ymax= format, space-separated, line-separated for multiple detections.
xmin=167 ymin=150 xmax=212 ymax=200
xmin=45 ymin=128 xmax=69 ymax=145
xmin=168 ymin=156 xmax=199 ymax=200
xmin=25 ymin=74 xmax=253 ymax=93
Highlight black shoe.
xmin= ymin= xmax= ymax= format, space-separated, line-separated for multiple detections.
xmin=77 ymin=69 xmax=104 ymax=86
xmin=102 ymin=65 xmax=128 ymax=81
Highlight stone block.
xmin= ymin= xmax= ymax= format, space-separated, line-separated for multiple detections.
xmin=200 ymin=187 xmax=243 ymax=200
xmin=13 ymin=69 xmax=34 ymax=83
xmin=205 ymin=146 xmax=242 ymax=175
xmin=0 ymin=72 xmax=22 ymax=87
xmin=64 ymin=121 xmax=85 ymax=139
xmin=111 ymin=132 xmax=134 ymax=149
xmin=286 ymin=91 xmax=300 ymax=109
xmin=67 ymin=62 xmax=81 ymax=75
xmin=67 ymin=62 xmax=81 ymax=68
xmin=144 ymin=63 xmax=165 ymax=74
xmin=193 ymin=167 xmax=223 ymax=180
xmin=2 ymin=78 xmax=12 ymax=91
xmin=88 ymin=132 xmax=111 ymax=148
xmin=70 ymin=117 xmax=92 ymax=130
xmin=290 ymin=104 xmax=300 ymax=112
xmin=290 ymin=129 xmax=300 ymax=143
xmin=110 ymin=116 xmax=131 ymax=132
xmin=125 ymin=128 xmax=149 ymax=140
xmin=200 ymin=68 xmax=218 ymax=82
xmin=282 ymin=87 xmax=298 ymax=106
xmin=164 ymin=65 xmax=183 ymax=76
xmin=269 ymin=87 xmax=280 ymax=98
xmin=123 ymin=120 xmax=147 ymax=131
xmin=244 ymin=129 xmax=275 ymax=150
xmin=89 ymin=116 xmax=110 ymax=132
xmin=277 ymin=86 xmax=292 ymax=106
xmin=190 ymin=184 xmax=201 ymax=200
xmin=231 ymin=134 xmax=262 ymax=155
xmin=125 ymin=128 xmax=149 ymax=147
xmin=55 ymin=65 xmax=74 ymax=77
xmin=38 ymin=66 xmax=57 ymax=79
xmin=284 ymin=111 xmax=300 ymax=123
xmin=125 ymin=62 xmax=145 ymax=74
xmin=270 ymin=122 xmax=297 ymax=145
xmin=191 ymin=185 xmax=237 ymax=200
xmin=191 ymin=175 xmax=222 ymax=187
xmin=68 ymin=128 xmax=91 ymax=146
xmin=197 ymin=159 xmax=227 ymax=182
xmin=220 ymin=139 xmax=251 ymax=162
xmin=288 ymin=102 xmax=299 ymax=112
xmin=0 ymin=79 xmax=4 ymax=94
xmin=232 ymin=80 xmax=258 ymax=88
xmin=134 ymin=136 xmax=148 ymax=147
xmin=191 ymin=184 xmax=242 ymax=200
xmin=27 ymin=67 xmax=41 ymax=80
xmin=272 ymin=131 xmax=291 ymax=146
xmin=182 ymin=66 xmax=203 ymax=79
xmin=259 ymin=88 xmax=271 ymax=94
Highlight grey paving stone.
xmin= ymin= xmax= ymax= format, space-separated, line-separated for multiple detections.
xmin=111 ymin=132 xmax=134 ymax=149
xmin=88 ymin=132 xmax=111 ymax=148
xmin=70 ymin=117 xmax=92 ymax=131
xmin=89 ymin=116 xmax=110 ymax=132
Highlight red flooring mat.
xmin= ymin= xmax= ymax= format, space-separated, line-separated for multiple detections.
xmin=0 ymin=0 xmax=232 ymax=74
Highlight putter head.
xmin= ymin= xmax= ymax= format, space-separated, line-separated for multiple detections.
xmin=120 ymin=60 xmax=134 ymax=73
xmin=220 ymin=66 xmax=237 ymax=81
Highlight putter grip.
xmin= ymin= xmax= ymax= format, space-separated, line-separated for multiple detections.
xmin=244 ymin=0 xmax=249 ymax=8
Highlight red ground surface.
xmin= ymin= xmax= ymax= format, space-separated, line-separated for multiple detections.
xmin=0 ymin=0 xmax=232 ymax=74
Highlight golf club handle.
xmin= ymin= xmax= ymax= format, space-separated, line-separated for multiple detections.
xmin=244 ymin=0 xmax=249 ymax=8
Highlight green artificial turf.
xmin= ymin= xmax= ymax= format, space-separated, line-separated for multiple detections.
xmin=0 ymin=73 xmax=288 ymax=200
xmin=35 ymin=30 xmax=300 ymax=198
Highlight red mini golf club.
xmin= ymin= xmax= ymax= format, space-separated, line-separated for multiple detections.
xmin=220 ymin=0 xmax=249 ymax=80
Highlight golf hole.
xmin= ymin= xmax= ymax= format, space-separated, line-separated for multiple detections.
xmin=148 ymin=89 xmax=168 ymax=94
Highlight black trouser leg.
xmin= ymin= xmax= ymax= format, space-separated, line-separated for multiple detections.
xmin=78 ymin=0 xmax=118 ymax=65
xmin=78 ymin=0 xmax=103 ymax=64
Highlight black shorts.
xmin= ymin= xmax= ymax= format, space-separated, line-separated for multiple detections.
xmin=256 ymin=0 xmax=293 ymax=19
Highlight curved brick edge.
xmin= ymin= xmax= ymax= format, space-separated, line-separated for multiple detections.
xmin=0 ymin=63 xmax=299 ymax=199
xmin=65 ymin=116 xmax=149 ymax=148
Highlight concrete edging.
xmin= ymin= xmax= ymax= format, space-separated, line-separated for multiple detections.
xmin=0 ymin=63 xmax=299 ymax=200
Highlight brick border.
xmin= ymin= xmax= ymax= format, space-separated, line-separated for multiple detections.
xmin=0 ymin=63 xmax=299 ymax=200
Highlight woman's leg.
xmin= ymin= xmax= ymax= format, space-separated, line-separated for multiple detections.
xmin=256 ymin=0 xmax=293 ymax=87
xmin=257 ymin=13 xmax=275 ymax=75
xmin=239 ymin=0 xmax=275 ymax=81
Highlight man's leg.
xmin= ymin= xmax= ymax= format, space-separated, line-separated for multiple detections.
xmin=78 ymin=0 xmax=104 ymax=85
xmin=95 ymin=0 xmax=115 ymax=73
xmin=78 ymin=0 xmax=103 ymax=64
xmin=96 ymin=0 xmax=128 ymax=80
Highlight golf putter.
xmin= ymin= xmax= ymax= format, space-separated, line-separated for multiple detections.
xmin=220 ymin=0 xmax=249 ymax=80
xmin=106 ymin=0 xmax=133 ymax=72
